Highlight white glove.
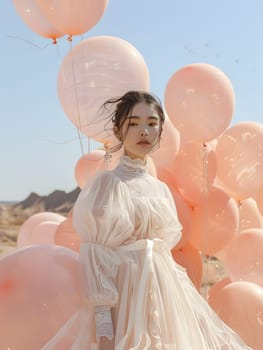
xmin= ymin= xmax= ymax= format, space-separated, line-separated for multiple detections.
xmin=94 ymin=305 xmax=114 ymax=342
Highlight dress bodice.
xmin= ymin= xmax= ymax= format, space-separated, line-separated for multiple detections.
xmin=112 ymin=156 xmax=182 ymax=245
xmin=73 ymin=155 xmax=182 ymax=249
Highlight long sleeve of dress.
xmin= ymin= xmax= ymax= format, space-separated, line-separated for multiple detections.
xmin=72 ymin=171 xmax=135 ymax=308
xmin=158 ymin=182 xmax=183 ymax=249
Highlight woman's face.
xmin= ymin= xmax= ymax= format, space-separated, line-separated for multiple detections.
xmin=119 ymin=102 xmax=161 ymax=161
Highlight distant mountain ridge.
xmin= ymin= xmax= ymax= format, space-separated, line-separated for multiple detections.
xmin=0 ymin=188 xmax=81 ymax=242
xmin=13 ymin=187 xmax=81 ymax=215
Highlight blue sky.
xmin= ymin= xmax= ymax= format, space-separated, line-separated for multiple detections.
xmin=1 ymin=1 xmax=263 ymax=201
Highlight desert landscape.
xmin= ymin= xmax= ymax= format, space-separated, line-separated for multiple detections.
xmin=0 ymin=188 xmax=80 ymax=257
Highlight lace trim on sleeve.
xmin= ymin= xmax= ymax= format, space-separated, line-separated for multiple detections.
xmin=94 ymin=306 xmax=114 ymax=341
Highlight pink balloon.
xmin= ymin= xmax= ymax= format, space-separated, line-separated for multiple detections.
xmin=189 ymin=186 xmax=239 ymax=255
xmin=36 ymin=0 xmax=108 ymax=37
xmin=17 ymin=212 xmax=65 ymax=248
xmin=172 ymin=141 xmax=217 ymax=204
xmin=207 ymin=277 xmax=232 ymax=305
xmin=0 ymin=245 xmax=82 ymax=349
xmin=57 ymin=36 xmax=150 ymax=144
xmin=172 ymin=243 xmax=203 ymax=290
xmin=215 ymin=122 xmax=263 ymax=200
xmin=156 ymin=163 xmax=178 ymax=184
xmin=75 ymin=149 xmax=106 ymax=189
xmin=239 ymin=198 xmax=263 ymax=232
xmin=213 ymin=196 xmax=262 ymax=261
xmin=164 ymin=63 xmax=235 ymax=142
xmin=28 ymin=220 xmax=59 ymax=245
xmin=209 ymin=281 xmax=263 ymax=349
xmin=213 ymin=244 xmax=231 ymax=263
xmin=225 ymin=228 xmax=263 ymax=287
xmin=55 ymin=217 xmax=81 ymax=252
xmin=12 ymin=0 xmax=64 ymax=41
xmin=151 ymin=115 xmax=180 ymax=168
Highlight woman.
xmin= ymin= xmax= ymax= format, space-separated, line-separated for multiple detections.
xmin=43 ymin=91 xmax=252 ymax=349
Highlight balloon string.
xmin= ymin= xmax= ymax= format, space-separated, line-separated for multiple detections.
xmin=87 ymin=137 xmax=91 ymax=154
xmin=6 ymin=35 xmax=51 ymax=49
xmin=68 ymin=39 xmax=85 ymax=156
xmin=104 ymin=144 xmax=112 ymax=169
xmin=55 ymin=40 xmax=62 ymax=65
xmin=237 ymin=200 xmax=242 ymax=235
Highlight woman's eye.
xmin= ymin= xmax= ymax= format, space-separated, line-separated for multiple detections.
xmin=149 ymin=122 xmax=158 ymax=127
xmin=129 ymin=122 xmax=138 ymax=126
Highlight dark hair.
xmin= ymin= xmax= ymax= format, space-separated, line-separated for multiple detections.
xmin=102 ymin=91 xmax=165 ymax=149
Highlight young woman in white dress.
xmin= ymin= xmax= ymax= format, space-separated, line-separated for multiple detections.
xmin=43 ymin=91 xmax=252 ymax=350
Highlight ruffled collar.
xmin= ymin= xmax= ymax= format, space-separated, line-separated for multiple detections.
xmin=114 ymin=155 xmax=148 ymax=177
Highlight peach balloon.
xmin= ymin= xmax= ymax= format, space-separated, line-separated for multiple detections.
xmin=75 ymin=149 xmax=106 ymax=189
xmin=225 ymin=228 xmax=263 ymax=287
xmin=172 ymin=243 xmax=203 ymax=290
xmin=215 ymin=122 xmax=263 ymax=200
xmin=12 ymin=0 xmax=64 ymax=41
xmin=36 ymin=0 xmax=108 ymax=37
xmin=207 ymin=277 xmax=232 ymax=305
xmin=213 ymin=244 xmax=231 ymax=263
xmin=57 ymin=36 xmax=150 ymax=144
xmin=239 ymin=197 xmax=263 ymax=232
xmin=189 ymin=186 xmax=239 ymax=255
xmin=55 ymin=217 xmax=81 ymax=252
xmin=17 ymin=212 xmax=65 ymax=248
xmin=172 ymin=141 xmax=217 ymax=205
xmin=156 ymin=163 xmax=178 ymax=187
xmin=165 ymin=63 xmax=235 ymax=142
xmin=151 ymin=115 xmax=180 ymax=168
xmin=209 ymin=281 xmax=263 ymax=349
xmin=0 ymin=245 xmax=82 ymax=350
xmin=24 ymin=220 xmax=60 ymax=246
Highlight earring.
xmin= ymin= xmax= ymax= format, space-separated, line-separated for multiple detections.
xmin=104 ymin=143 xmax=112 ymax=169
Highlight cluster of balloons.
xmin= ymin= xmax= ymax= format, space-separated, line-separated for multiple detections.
xmin=163 ymin=64 xmax=263 ymax=349
xmin=13 ymin=0 xmax=108 ymax=42
xmin=2 ymin=1 xmax=263 ymax=349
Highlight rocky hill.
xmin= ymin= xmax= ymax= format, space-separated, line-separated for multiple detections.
xmin=14 ymin=187 xmax=81 ymax=215
xmin=0 ymin=188 xmax=81 ymax=252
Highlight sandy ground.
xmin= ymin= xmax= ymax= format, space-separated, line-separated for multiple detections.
xmin=0 ymin=205 xmax=20 ymax=256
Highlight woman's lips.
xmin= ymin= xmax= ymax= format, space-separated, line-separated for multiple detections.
xmin=137 ymin=140 xmax=150 ymax=145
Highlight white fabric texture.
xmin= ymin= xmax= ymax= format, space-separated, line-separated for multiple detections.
xmin=41 ymin=155 xmax=252 ymax=350
xmin=94 ymin=306 xmax=114 ymax=341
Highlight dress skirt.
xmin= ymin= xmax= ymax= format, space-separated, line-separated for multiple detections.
xmin=41 ymin=238 xmax=252 ymax=350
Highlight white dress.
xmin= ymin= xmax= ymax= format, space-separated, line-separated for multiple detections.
xmin=42 ymin=155 xmax=252 ymax=349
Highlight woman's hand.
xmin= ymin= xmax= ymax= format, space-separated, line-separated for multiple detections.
xmin=99 ymin=336 xmax=115 ymax=350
